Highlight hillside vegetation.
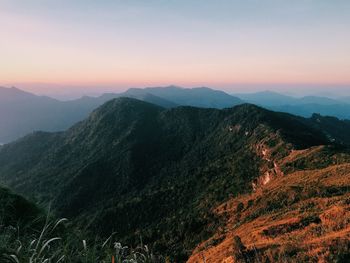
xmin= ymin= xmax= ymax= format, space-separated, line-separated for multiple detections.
xmin=189 ymin=162 xmax=350 ymax=262
xmin=0 ymin=98 xmax=350 ymax=261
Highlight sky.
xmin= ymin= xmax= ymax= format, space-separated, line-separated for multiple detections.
xmin=0 ymin=0 xmax=350 ymax=98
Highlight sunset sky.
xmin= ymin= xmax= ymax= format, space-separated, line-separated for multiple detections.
xmin=1 ymin=0 xmax=350 ymax=97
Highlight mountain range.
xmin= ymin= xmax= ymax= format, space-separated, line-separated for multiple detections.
xmin=2 ymin=86 xmax=350 ymax=145
xmin=0 ymin=86 xmax=242 ymax=143
xmin=234 ymin=91 xmax=344 ymax=106
xmin=234 ymin=91 xmax=350 ymax=120
xmin=1 ymin=97 xmax=350 ymax=261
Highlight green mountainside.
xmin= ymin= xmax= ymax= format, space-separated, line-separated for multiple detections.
xmin=1 ymin=98 xmax=349 ymax=260
xmin=0 ymin=186 xmax=42 ymax=229
xmin=0 ymin=185 xmax=44 ymax=257
xmin=305 ymin=113 xmax=350 ymax=145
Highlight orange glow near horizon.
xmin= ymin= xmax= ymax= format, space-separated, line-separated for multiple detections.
xmin=2 ymin=49 xmax=350 ymax=88
xmin=1 ymin=1 xmax=350 ymax=95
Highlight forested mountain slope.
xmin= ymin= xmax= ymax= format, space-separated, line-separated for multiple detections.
xmin=1 ymin=98 xmax=349 ymax=261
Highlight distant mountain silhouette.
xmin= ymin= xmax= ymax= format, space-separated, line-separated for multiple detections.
xmin=0 ymin=86 xmax=242 ymax=143
xmin=234 ymin=91 xmax=298 ymax=106
xmin=2 ymin=86 xmax=349 ymax=145
xmin=270 ymin=103 xmax=350 ymax=120
xmin=124 ymin=86 xmax=243 ymax=108
xmin=235 ymin=90 xmax=350 ymax=119
xmin=235 ymin=90 xmax=344 ymax=106
xmin=339 ymin=96 xmax=350 ymax=104
xmin=0 ymin=86 xmax=74 ymax=143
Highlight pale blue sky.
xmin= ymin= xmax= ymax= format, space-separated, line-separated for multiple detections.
xmin=0 ymin=0 xmax=349 ymax=97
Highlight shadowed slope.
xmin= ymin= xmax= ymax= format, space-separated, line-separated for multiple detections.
xmin=0 ymin=98 xmax=341 ymax=260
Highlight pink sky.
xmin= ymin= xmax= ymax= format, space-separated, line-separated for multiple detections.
xmin=1 ymin=1 xmax=349 ymax=98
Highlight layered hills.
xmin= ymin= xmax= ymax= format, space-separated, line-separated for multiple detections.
xmin=124 ymin=86 xmax=243 ymax=108
xmin=2 ymin=86 xmax=349 ymax=146
xmin=235 ymin=91 xmax=350 ymax=120
xmin=0 ymin=86 xmax=242 ymax=143
xmin=0 ymin=98 xmax=349 ymax=261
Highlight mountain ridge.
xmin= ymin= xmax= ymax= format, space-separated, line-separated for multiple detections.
xmin=234 ymin=90 xmax=350 ymax=120
xmin=2 ymin=97 xmax=349 ymax=260
xmin=189 ymin=161 xmax=350 ymax=262
xmin=0 ymin=86 xmax=242 ymax=143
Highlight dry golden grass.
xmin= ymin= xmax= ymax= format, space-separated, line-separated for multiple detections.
xmin=188 ymin=163 xmax=350 ymax=263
